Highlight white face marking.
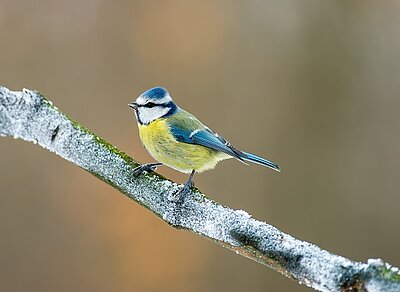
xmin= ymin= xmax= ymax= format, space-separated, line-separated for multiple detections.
xmin=136 ymin=106 xmax=170 ymax=125
xmin=135 ymin=93 xmax=173 ymax=106
xmin=155 ymin=94 xmax=173 ymax=104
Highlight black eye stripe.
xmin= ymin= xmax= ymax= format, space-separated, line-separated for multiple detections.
xmin=139 ymin=100 xmax=174 ymax=108
xmin=144 ymin=102 xmax=157 ymax=108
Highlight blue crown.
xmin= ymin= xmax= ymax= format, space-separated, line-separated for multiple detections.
xmin=142 ymin=87 xmax=168 ymax=100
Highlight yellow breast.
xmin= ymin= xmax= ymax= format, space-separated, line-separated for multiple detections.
xmin=138 ymin=119 xmax=229 ymax=173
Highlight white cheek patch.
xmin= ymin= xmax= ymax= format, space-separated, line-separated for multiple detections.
xmin=138 ymin=106 xmax=170 ymax=124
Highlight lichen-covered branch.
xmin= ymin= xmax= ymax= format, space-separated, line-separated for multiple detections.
xmin=0 ymin=86 xmax=399 ymax=292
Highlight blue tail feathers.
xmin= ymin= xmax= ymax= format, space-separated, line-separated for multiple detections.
xmin=241 ymin=151 xmax=281 ymax=172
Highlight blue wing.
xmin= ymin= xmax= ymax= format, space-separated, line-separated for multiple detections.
xmin=168 ymin=112 xmax=280 ymax=172
xmin=170 ymin=125 xmax=245 ymax=162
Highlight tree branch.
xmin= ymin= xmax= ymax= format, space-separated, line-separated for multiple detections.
xmin=0 ymin=86 xmax=399 ymax=291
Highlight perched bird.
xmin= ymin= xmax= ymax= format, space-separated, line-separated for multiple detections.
xmin=129 ymin=87 xmax=280 ymax=200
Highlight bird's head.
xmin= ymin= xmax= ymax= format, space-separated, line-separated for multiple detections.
xmin=129 ymin=87 xmax=178 ymax=125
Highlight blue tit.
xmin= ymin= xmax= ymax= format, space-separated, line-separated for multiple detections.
xmin=129 ymin=87 xmax=280 ymax=200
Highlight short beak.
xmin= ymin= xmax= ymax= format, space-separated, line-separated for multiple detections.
xmin=128 ymin=102 xmax=138 ymax=110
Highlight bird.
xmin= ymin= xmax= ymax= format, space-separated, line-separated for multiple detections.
xmin=129 ymin=87 xmax=280 ymax=200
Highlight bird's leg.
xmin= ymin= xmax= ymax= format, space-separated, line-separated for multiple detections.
xmin=182 ymin=169 xmax=196 ymax=193
xmin=132 ymin=162 xmax=163 ymax=176
xmin=169 ymin=170 xmax=196 ymax=202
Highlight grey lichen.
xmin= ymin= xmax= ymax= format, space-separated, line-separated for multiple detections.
xmin=1 ymin=86 xmax=399 ymax=292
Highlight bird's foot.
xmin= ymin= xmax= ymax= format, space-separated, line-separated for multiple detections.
xmin=168 ymin=181 xmax=194 ymax=202
xmin=132 ymin=163 xmax=162 ymax=176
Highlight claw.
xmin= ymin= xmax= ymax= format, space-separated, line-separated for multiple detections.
xmin=168 ymin=185 xmax=190 ymax=203
xmin=168 ymin=184 xmax=191 ymax=202
xmin=132 ymin=163 xmax=162 ymax=176
xmin=168 ymin=171 xmax=195 ymax=202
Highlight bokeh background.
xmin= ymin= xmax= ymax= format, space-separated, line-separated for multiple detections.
xmin=1 ymin=1 xmax=400 ymax=291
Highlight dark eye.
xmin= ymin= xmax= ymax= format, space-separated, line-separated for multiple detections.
xmin=145 ymin=102 xmax=157 ymax=108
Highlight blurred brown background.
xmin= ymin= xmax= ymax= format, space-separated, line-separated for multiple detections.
xmin=1 ymin=1 xmax=400 ymax=291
